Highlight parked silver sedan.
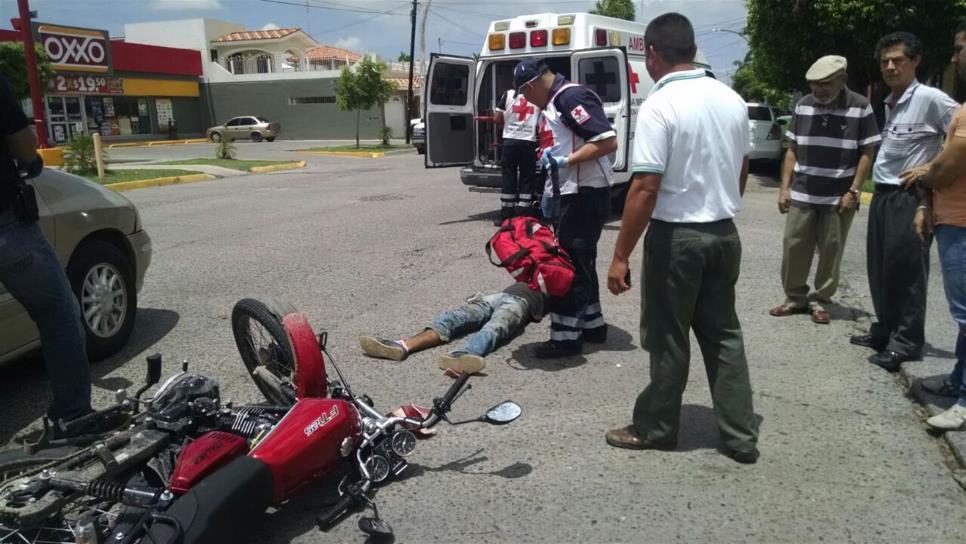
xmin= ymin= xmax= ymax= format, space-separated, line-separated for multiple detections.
xmin=0 ymin=169 xmax=152 ymax=365
xmin=207 ymin=116 xmax=281 ymax=143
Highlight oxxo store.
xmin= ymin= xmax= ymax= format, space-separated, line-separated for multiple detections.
xmin=30 ymin=24 xmax=203 ymax=143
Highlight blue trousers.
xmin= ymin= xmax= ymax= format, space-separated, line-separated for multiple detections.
xmin=430 ymin=293 xmax=529 ymax=357
xmin=0 ymin=210 xmax=91 ymax=421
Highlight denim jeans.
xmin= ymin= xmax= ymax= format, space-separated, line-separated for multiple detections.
xmin=430 ymin=293 xmax=529 ymax=357
xmin=0 ymin=209 xmax=91 ymax=421
xmin=936 ymin=225 xmax=966 ymax=403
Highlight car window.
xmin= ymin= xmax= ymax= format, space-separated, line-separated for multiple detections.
xmin=238 ymin=118 xmax=256 ymax=126
xmin=748 ymin=106 xmax=773 ymax=121
xmin=429 ymin=63 xmax=469 ymax=106
xmin=577 ymin=57 xmax=622 ymax=102
xmin=256 ymin=117 xmax=270 ymax=123
xmin=226 ymin=118 xmax=241 ymax=127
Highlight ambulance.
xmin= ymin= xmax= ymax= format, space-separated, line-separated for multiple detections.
xmin=423 ymin=12 xmax=711 ymax=206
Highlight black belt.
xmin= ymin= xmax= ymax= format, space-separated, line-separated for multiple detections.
xmin=873 ymin=183 xmax=912 ymax=193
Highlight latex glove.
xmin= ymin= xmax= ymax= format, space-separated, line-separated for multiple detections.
xmin=540 ymin=153 xmax=568 ymax=170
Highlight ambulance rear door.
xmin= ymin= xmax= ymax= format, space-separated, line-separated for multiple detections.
xmin=570 ymin=48 xmax=630 ymax=172
xmin=425 ymin=54 xmax=477 ymax=167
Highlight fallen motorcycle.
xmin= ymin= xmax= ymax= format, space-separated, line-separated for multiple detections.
xmin=0 ymin=298 xmax=522 ymax=543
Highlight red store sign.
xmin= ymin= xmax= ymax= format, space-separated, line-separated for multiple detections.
xmin=50 ymin=75 xmax=124 ymax=94
xmin=35 ymin=24 xmax=112 ymax=74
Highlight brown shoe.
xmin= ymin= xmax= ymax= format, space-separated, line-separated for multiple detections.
xmin=605 ymin=425 xmax=676 ymax=451
xmin=810 ymin=308 xmax=830 ymax=324
xmin=768 ymin=304 xmax=806 ymax=317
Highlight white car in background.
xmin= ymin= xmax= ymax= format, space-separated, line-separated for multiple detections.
xmin=746 ymin=102 xmax=784 ymax=163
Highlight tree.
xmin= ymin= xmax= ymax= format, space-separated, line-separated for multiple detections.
xmin=746 ymin=0 xmax=966 ymax=99
xmin=397 ymin=52 xmax=412 ymax=62
xmin=334 ymin=56 xmax=396 ymax=149
xmin=0 ymin=42 xmax=54 ymax=99
xmin=731 ymin=56 xmax=794 ymax=110
xmin=590 ymin=0 xmax=635 ymax=21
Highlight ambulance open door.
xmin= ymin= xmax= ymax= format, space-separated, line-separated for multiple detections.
xmin=425 ymin=54 xmax=477 ymax=167
xmin=571 ymin=48 xmax=630 ymax=172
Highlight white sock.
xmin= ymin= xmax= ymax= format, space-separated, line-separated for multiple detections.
xmin=397 ymin=339 xmax=409 ymax=354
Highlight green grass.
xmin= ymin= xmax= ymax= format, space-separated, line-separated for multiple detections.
xmin=861 ymin=177 xmax=875 ymax=193
xmin=82 ymin=169 xmax=203 ymax=184
xmin=154 ymin=158 xmax=294 ymax=171
xmin=297 ymin=144 xmax=407 ymax=153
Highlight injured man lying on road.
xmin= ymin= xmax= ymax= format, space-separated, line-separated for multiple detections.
xmin=358 ymin=282 xmax=550 ymax=374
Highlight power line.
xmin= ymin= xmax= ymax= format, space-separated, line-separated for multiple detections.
xmin=258 ymin=0 xmax=407 ymax=15
xmin=313 ymin=4 xmax=410 ymax=36
xmin=430 ymin=9 xmax=486 ymax=39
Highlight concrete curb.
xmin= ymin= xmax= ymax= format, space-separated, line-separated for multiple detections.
xmin=107 ymin=173 xmax=216 ymax=192
xmin=903 ymin=368 xmax=966 ymax=470
xmin=249 ymin=160 xmax=306 ymax=173
xmin=300 ymin=150 xmax=386 ymax=158
xmin=106 ymin=138 xmax=208 ymax=149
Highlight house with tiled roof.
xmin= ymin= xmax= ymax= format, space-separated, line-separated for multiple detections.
xmin=122 ymin=18 xmax=422 ymax=140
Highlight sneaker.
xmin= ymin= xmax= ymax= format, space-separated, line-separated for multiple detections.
xmin=583 ymin=325 xmax=608 ymax=344
xmin=926 ymin=404 xmax=966 ymax=430
xmin=436 ymin=351 xmax=486 ymax=374
xmin=358 ymin=336 xmax=407 ymax=361
xmin=532 ymin=340 xmax=581 ymax=359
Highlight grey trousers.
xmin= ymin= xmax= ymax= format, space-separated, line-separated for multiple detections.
xmin=781 ymin=204 xmax=856 ymax=310
xmin=635 ymin=219 xmax=759 ymax=453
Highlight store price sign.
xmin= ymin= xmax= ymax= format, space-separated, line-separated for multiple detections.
xmin=51 ymin=75 xmax=124 ymax=95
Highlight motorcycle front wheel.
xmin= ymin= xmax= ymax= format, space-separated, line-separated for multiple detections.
xmin=231 ymin=298 xmax=298 ymax=406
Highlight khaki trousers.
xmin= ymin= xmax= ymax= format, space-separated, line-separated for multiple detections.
xmin=781 ymin=204 xmax=856 ymax=311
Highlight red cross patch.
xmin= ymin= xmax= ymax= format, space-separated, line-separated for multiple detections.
xmin=570 ymin=105 xmax=590 ymax=125
xmin=512 ymin=97 xmax=534 ymax=122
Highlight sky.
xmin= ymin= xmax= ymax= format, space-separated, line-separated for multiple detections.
xmin=1 ymin=0 xmax=749 ymax=83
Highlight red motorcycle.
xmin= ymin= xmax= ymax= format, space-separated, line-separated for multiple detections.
xmin=0 ymin=298 xmax=521 ymax=543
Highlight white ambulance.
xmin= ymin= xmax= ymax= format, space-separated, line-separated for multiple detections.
xmin=423 ymin=12 xmax=711 ymax=206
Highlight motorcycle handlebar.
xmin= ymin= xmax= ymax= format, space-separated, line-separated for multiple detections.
xmin=438 ymin=372 xmax=471 ymax=411
xmin=317 ymin=492 xmax=355 ymax=527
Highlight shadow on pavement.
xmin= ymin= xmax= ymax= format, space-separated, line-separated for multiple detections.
xmin=439 ymin=209 xmax=502 ymax=226
xmin=0 ymin=308 xmax=179 ymax=444
xmin=508 ymin=324 xmax=636 ymax=371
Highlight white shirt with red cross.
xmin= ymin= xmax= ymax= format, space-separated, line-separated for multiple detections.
xmin=498 ymin=90 xmax=540 ymax=142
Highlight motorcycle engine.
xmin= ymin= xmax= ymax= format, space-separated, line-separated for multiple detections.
xmin=149 ymin=374 xmax=221 ymax=422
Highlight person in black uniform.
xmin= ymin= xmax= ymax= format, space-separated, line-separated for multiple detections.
xmin=0 ymin=74 xmax=99 ymax=437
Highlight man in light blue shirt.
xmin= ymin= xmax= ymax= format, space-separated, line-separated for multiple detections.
xmin=851 ymin=32 xmax=959 ymax=372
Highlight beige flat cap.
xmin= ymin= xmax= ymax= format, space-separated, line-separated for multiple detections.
xmin=806 ymin=55 xmax=847 ymax=81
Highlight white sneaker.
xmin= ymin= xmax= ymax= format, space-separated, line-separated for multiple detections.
xmin=358 ymin=336 xmax=407 ymax=361
xmin=436 ymin=351 xmax=486 ymax=374
xmin=926 ymin=404 xmax=966 ymax=430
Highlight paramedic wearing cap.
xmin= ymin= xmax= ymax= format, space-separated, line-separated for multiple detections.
xmin=770 ymin=55 xmax=880 ymax=324
xmin=604 ymin=13 xmax=758 ymax=463
xmin=515 ymin=58 xmax=618 ymax=358
xmin=494 ymin=89 xmax=541 ymax=224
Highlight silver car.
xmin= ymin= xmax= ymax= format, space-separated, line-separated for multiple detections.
xmin=207 ymin=116 xmax=280 ymax=143
xmin=411 ymin=119 xmax=425 ymax=155
xmin=0 ymin=169 xmax=152 ymax=365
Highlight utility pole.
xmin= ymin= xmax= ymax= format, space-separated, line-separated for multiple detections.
xmin=17 ymin=0 xmax=47 ymax=148
xmin=405 ymin=0 xmax=417 ymax=143
xmin=418 ymin=0 xmax=431 ymax=78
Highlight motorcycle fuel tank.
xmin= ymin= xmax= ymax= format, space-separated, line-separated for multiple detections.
xmin=169 ymin=431 xmax=249 ymax=494
xmin=249 ymin=398 xmax=361 ymax=501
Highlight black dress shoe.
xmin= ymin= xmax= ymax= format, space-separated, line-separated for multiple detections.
xmin=868 ymin=350 xmax=918 ymax=372
xmin=583 ymin=324 xmax=608 ymax=344
xmin=722 ymin=447 xmax=760 ymax=464
xmin=850 ymin=334 xmax=886 ymax=351
xmin=532 ymin=340 xmax=581 ymax=359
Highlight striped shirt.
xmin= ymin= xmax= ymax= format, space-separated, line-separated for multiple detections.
xmin=873 ymin=80 xmax=958 ymax=186
xmin=785 ymin=88 xmax=880 ymax=208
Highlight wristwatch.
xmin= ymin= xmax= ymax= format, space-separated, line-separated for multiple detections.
xmin=847 ymin=188 xmax=860 ymax=197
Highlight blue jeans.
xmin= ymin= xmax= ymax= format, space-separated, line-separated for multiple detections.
xmin=0 ymin=210 xmax=91 ymax=421
xmin=430 ymin=293 xmax=529 ymax=357
xmin=936 ymin=225 xmax=966 ymax=403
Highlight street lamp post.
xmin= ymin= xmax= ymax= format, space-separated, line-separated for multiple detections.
xmin=17 ymin=0 xmax=47 ymax=148
xmin=712 ymin=28 xmax=750 ymax=43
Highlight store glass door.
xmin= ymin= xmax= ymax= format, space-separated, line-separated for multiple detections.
xmin=46 ymin=96 xmax=87 ymax=143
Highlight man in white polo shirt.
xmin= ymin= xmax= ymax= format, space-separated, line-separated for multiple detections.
xmin=604 ymin=12 xmax=758 ymax=463
xmin=850 ymin=31 xmax=959 ymax=372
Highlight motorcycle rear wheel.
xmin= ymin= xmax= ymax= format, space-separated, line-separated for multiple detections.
xmin=231 ymin=298 xmax=298 ymax=406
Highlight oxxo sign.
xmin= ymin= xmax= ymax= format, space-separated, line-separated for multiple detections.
xmin=35 ymin=24 xmax=112 ymax=74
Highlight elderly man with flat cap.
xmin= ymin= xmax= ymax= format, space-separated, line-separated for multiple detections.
xmin=770 ymin=55 xmax=880 ymax=324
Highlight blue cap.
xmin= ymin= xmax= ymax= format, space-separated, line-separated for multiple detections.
xmin=513 ymin=58 xmax=549 ymax=90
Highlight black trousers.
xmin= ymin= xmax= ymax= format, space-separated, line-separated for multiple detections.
xmin=500 ymin=139 xmax=538 ymax=217
xmin=867 ymin=185 xmax=930 ymax=356
xmin=548 ymin=186 xmax=611 ymax=344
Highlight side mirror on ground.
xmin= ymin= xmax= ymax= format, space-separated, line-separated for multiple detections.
xmin=483 ymin=401 xmax=522 ymax=425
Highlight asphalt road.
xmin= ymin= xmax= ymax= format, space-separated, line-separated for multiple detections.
xmin=2 ymin=151 xmax=965 ymax=543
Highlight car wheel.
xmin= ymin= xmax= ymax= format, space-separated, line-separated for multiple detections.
xmin=67 ymin=240 xmax=137 ymax=361
xmin=250 ymin=132 xmax=264 ymax=143
xmin=209 ymin=132 xmax=222 ymax=143
xmin=265 ymin=136 xmax=276 ymax=142
xmin=416 ymin=145 xmax=425 ymax=155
